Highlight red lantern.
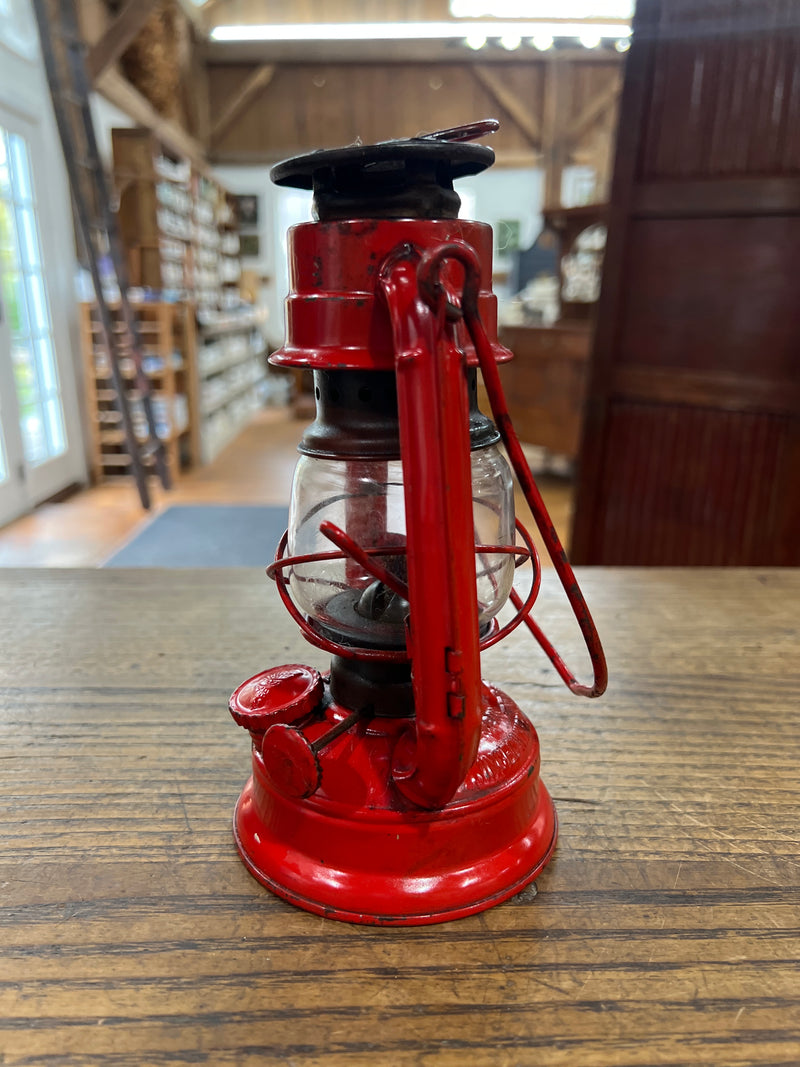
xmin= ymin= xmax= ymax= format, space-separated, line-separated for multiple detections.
xmin=228 ymin=121 xmax=607 ymax=925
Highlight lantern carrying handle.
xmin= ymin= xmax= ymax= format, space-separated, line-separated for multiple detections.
xmin=418 ymin=241 xmax=608 ymax=699
xmin=379 ymin=248 xmax=488 ymax=808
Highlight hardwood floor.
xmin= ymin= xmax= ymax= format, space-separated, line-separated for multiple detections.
xmin=0 ymin=407 xmax=574 ymax=567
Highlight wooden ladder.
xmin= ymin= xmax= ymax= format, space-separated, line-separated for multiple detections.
xmin=30 ymin=0 xmax=171 ymax=508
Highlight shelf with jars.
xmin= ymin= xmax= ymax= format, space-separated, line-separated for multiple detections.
xmin=92 ymin=128 xmax=266 ymax=474
xmin=113 ymin=128 xmax=193 ymax=298
xmin=217 ymin=190 xmax=242 ymax=309
xmin=111 ymin=127 xmax=244 ymax=312
xmin=79 ymin=301 xmax=199 ymax=485
xmin=195 ymin=306 xmax=269 ymax=464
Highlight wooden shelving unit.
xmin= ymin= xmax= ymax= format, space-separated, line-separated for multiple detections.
xmin=78 ymin=127 xmax=269 ymax=485
xmin=195 ymin=308 xmax=269 ymax=464
xmin=112 ymin=129 xmax=190 ymax=295
xmin=216 ymin=188 xmax=242 ymax=312
xmin=113 ymin=129 xmax=240 ymax=299
xmin=112 ymin=128 xmax=244 ymax=306
xmin=80 ymin=301 xmax=198 ymax=485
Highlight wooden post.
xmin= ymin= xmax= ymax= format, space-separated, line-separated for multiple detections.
xmin=157 ymin=303 xmax=179 ymax=483
xmin=541 ymin=59 xmax=572 ymax=208
xmin=183 ymin=303 xmax=202 ymax=469
xmin=80 ymin=303 xmax=103 ymax=485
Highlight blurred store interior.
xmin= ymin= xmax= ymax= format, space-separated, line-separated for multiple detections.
xmin=0 ymin=0 xmax=797 ymax=567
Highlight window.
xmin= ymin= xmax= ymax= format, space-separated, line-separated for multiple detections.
xmin=0 ymin=405 xmax=7 ymax=482
xmin=0 ymin=126 xmax=66 ymax=466
xmin=0 ymin=0 xmax=38 ymax=60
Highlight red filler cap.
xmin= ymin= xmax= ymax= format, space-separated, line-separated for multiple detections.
xmin=228 ymin=665 xmax=323 ymax=733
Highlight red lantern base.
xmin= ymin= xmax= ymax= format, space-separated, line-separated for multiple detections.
xmin=232 ymin=681 xmax=557 ymax=926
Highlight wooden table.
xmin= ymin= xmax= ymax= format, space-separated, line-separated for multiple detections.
xmin=1 ymin=569 xmax=798 ymax=1066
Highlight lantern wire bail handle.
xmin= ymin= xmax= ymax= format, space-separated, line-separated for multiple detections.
xmin=417 ymin=241 xmax=608 ymax=699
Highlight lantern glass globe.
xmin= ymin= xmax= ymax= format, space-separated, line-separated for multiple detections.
xmin=287 ymin=445 xmax=516 ymax=647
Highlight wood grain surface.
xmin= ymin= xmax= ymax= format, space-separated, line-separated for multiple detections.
xmin=1 ymin=568 xmax=798 ymax=1066
xmin=570 ymin=1 xmax=800 ymax=568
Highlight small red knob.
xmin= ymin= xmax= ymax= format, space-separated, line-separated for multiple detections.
xmin=262 ymin=724 xmax=322 ymax=799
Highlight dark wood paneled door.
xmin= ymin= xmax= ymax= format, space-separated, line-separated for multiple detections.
xmin=571 ymin=0 xmax=800 ymax=565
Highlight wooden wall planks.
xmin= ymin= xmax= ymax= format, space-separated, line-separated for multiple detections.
xmin=640 ymin=0 xmax=800 ymax=178
xmin=202 ymin=0 xmax=452 ymax=26
xmin=590 ymin=403 xmax=792 ymax=564
xmin=207 ymin=61 xmax=543 ymax=160
xmin=205 ymin=59 xmax=621 ymax=179
xmin=571 ymin=0 xmax=800 ymax=566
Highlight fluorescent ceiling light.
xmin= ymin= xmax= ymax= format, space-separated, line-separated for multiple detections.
xmin=210 ymin=21 xmax=632 ymax=43
xmin=451 ymin=1 xmax=633 ymax=16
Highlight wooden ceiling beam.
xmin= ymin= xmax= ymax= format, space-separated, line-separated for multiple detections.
xmin=208 ymin=146 xmax=542 ymax=167
xmin=86 ymin=0 xmax=161 ymax=83
xmin=471 ymin=65 xmax=540 ymax=150
xmin=198 ymin=0 xmax=228 ymax=30
xmin=174 ymin=0 xmax=205 ymax=31
xmin=210 ymin=63 xmax=277 ymax=146
xmin=96 ymin=67 xmax=209 ymax=173
xmin=567 ymin=77 xmax=621 ymax=144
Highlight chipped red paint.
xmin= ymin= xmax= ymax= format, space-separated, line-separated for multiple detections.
xmin=269 ymin=219 xmax=512 ymax=372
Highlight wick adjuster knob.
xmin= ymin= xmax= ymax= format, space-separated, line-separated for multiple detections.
xmin=262 ymin=708 xmax=363 ymax=800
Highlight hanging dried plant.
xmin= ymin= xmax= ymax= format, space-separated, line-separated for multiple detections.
xmin=117 ymin=0 xmax=183 ymax=122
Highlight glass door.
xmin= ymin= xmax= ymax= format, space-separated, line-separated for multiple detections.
xmin=0 ymin=252 xmax=27 ymax=522
xmin=0 ymin=109 xmax=84 ymax=526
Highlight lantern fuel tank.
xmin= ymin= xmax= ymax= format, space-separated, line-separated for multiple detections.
xmin=227 ymin=121 xmax=607 ymax=925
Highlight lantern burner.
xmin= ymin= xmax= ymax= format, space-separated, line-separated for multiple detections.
xmin=317 ymin=584 xmax=408 ymax=649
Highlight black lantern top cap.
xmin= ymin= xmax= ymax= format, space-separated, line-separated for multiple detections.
xmin=270 ymin=120 xmax=498 ymax=222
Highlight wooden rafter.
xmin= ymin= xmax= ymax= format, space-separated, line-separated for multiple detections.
xmin=210 ymin=64 xmax=276 ymax=146
xmin=471 ymin=65 xmax=540 ymax=151
xmin=567 ymin=78 xmax=621 ymax=142
xmin=173 ymin=0 xmax=205 ymax=31
xmin=96 ymin=67 xmax=208 ymax=173
xmin=86 ymin=0 xmax=161 ymax=83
